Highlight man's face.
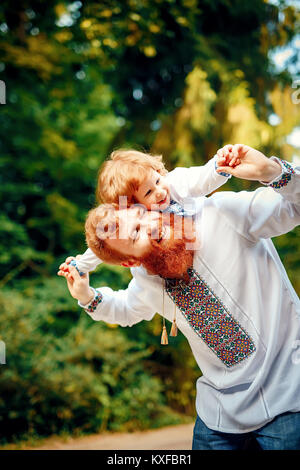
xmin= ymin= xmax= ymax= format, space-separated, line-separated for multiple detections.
xmin=104 ymin=205 xmax=166 ymax=259
xmin=104 ymin=206 xmax=195 ymax=277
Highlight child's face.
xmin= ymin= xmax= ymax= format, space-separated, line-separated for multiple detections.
xmin=134 ymin=170 xmax=170 ymax=211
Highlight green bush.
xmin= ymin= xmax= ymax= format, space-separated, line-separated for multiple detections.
xmin=0 ymin=283 xmax=182 ymax=444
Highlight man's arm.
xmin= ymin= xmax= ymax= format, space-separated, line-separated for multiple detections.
xmin=212 ymin=146 xmax=300 ymax=242
xmin=58 ymin=264 xmax=160 ymax=327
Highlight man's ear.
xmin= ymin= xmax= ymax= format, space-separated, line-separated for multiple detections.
xmin=121 ymin=259 xmax=141 ymax=268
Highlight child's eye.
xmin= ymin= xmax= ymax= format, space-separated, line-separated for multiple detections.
xmin=156 ymin=178 xmax=160 ymax=184
xmin=145 ymin=189 xmax=152 ymax=197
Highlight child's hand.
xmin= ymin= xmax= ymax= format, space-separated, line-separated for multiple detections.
xmin=216 ymin=144 xmax=241 ymax=168
xmin=63 ymin=255 xmax=82 ymax=265
xmin=57 ymin=264 xmax=94 ymax=305
xmin=59 ymin=254 xmax=85 ymax=276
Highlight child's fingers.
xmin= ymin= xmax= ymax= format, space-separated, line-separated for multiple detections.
xmin=223 ymin=144 xmax=233 ymax=154
xmin=68 ymin=265 xmax=81 ymax=281
xmin=66 ymin=256 xmax=76 ymax=264
xmin=216 ymin=154 xmax=226 ymax=165
xmin=232 ymin=143 xmax=247 ymax=158
xmin=229 ymin=155 xmax=240 ymax=166
xmin=217 ymin=149 xmax=228 ymax=165
xmin=217 ymin=149 xmax=224 ymax=159
xmin=230 ymin=149 xmax=244 ymax=166
xmin=231 ymin=158 xmax=241 ymax=167
xmin=217 ymin=145 xmax=233 ymax=165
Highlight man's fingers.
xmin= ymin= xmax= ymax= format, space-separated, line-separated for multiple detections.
xmin=66 ymin=256 xmax=76 ymax=264
xmin=59 ymin=262 xmax=69 ymax=270
xmin=58 ymin=270 xmax=69 ymax=278
xmin=66 ymin=272 xmax=74 ymax=281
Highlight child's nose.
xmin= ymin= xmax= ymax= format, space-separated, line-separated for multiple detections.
xmin=156 ymin=189 xmax=165 ymax=200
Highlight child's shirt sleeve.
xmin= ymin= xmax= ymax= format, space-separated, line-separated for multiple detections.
xmin=166 ymin=155 xmax=231 ymax=199
xmin=210 ymin=157 xmax=300 ymax=242
xmin=77 ymin=267 xmax=161 ymax=327
xmin=71 ymin=248 xmax=102 ymax=275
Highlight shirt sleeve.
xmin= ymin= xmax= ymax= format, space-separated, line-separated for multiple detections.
xmin=210 ymin=157 xmax=300 ymax=242
xmin=77 ymin=267 xmax=162 ymax=327
xmin=71 ymin=248 xmax=103 ymax=275
xmin=166 ymin=155 xmax=231 ymax=199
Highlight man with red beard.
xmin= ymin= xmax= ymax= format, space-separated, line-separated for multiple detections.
xmin=58 ymin=145 xmax=300 ymax=450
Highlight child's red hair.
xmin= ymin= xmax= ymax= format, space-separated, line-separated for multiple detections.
xmin=96 ymin=149 xmax=168 ymax=205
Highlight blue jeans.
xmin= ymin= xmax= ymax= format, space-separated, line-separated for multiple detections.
xmin=192 ymin=411 xmax=300 ymax=450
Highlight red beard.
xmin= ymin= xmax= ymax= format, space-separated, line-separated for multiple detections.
xmin=141 ymin=213 xmax=195 ymax=281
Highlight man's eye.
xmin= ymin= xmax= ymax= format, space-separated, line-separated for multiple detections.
xmin=133 ymin=225 xmax=140 ymax=241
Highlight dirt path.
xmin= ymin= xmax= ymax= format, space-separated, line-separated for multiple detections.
xmin=24 ymin=423 xmax=194 ymax=450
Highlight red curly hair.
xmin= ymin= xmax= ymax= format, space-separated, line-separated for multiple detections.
xmin=96 ymin=149 xmax=168 ymax=205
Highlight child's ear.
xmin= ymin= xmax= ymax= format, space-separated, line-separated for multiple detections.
xmin=121 ymin=259 xmax=141 ymax=268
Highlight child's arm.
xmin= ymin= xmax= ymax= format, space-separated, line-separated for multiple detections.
xmin=166 ymin=152 xmax=233 ymax=199
xmin=57 ymin=264 xmax=160 ymax=327
xmin=63 ymin=248 xmax=102 ymax=276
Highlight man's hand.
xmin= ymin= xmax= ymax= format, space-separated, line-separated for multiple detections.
xmin=57 ymin=263 xmax=94 ymax=305
xmin=216 ymin=144 xmax=282 ymax=183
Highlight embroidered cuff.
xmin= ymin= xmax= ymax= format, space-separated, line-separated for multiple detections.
xmin=259 ymin=157 xmax=295 ymax=188
xmin=78 ymin=287 xmax=103 ymax=313
xmin=69 ymin=259 xmax=85 ymax=277
xmin=214 ymin=156 xmax=232 ymax=178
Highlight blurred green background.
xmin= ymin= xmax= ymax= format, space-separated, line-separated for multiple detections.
xmin=0 ymin=0 xmax=299 ymax=445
